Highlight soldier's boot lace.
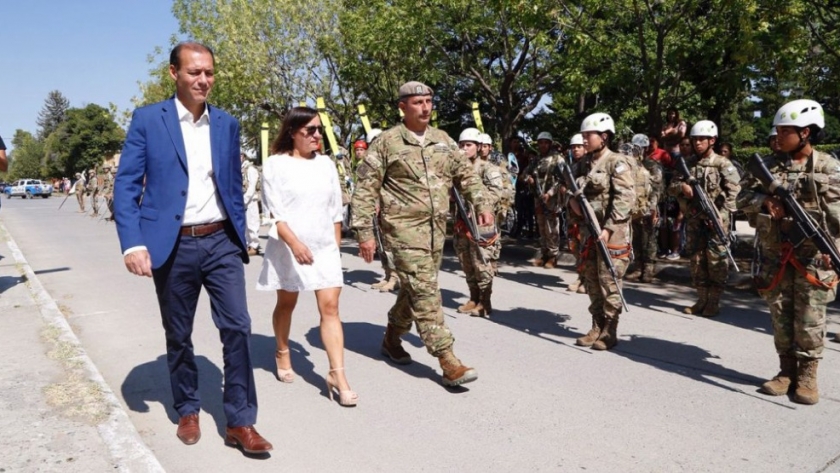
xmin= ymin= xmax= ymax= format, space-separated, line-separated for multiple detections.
xmin=576 ymin=313 xmax=604 ymax=347
xmin=378 ymin=275 xmax=398 ymax=292
xmin=760 ymin=355 xmax=796 ymax=396
xmin=380 ymin=324 xmax=412 ymax=365
xmin=438 ymin=351 xmax=477 ymax=387
xmin=793 ymin=358 xmax=820 ymax=405
xmin=591 ymin=315 xmax=619 ymax=351
xmin=701 ymin=286 xmax=723 ymax=317
xmin=457 ymin=286 xmax=480 ymax=313
xmin=640 ymin=264 xmax=655 ymax=283
xmin=684 ymin=286 xmax=709 ymax=315
xmin=470 ymin=285 xmax=492 ymax=317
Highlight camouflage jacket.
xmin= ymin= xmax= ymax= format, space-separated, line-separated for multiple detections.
xmin=568 ymin=148 xmax=636 ymax=243
xmin=351 ymin=123 xmax=490 ymax=251
xmin=525 ymin=152 xmax=566 ymax=209
xmin=640 ymin=156 xmax=664 ymax=215
xmin=101 ymin=172 xmax=115 ymax=195
xmin=669 ymin=151 xmax=741 ymax=218
xmin=737 ymin=150 xmax=840 ymax=255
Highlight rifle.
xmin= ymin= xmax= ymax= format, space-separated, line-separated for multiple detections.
xmin=58 ymin=187 xmax=73 ymax=210
xmin=561 ymin=163 xmax=629 ymax=312
xmin=675 ymin=156 xmax=739 ymax=272
xmin=747 ymin=153 xmax=840 ymax=276
xmin=371 ymin=213 xmax=390 ymax=268
xmin=452 ymin=188 xmax=488 ymax=265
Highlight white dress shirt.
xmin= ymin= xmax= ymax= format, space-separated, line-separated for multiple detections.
xmin=175 ymin=98 xmax=227 ymax=226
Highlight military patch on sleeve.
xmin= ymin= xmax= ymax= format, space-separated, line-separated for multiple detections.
xmin=357 ymin=155 xmax=381 ymax=179
xmin=615 ymin=164 xmax=626 ymax=174
xmin=727 ymin=166 xmax=735 ymax=173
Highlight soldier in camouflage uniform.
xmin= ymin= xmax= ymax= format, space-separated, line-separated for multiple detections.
xmin=453 ymin=128 xmax=504 ymax=317
xmin=738 ymin=99 xmax=838 ymax=405
xmin=100 ymin=166 xmax=116 ymax=221
xmin=668 ymin=120 xmax=741 ymax=317
xmin=88 ymin=168 xmax=102 ymax=217
xmin=565 ymin=134 xmax=588 ymax=293
xmin=625 ymin=134 xmax=663 ymax=283
xmin=523 ymin=132 xmax=566 ymax=268
xmin=351 ymin=82 xmax=493 ymax=387
xmin=365 ymin=129 xmax=400 ymax=293
xmin=568 ymin=113 xmax=636 ymax=351
xmin=74 ymin=172 xmax=87 ymax=212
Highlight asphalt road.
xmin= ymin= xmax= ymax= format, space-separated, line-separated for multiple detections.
xmin=2 ymin=194 xmax=840 ymax=473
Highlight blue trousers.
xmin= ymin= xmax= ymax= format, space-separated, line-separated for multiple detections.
xmin=152 ymin=226 xmax=257 ymax=427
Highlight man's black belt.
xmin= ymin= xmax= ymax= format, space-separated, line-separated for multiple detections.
xmin=180 ymin=221 xmax=225 ymax=237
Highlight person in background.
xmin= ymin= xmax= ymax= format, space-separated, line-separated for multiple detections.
xmin=241 ymin=153 xmax=262 ymax=256
xmin=661 ymin=107 xmax=687 ymax=159
xmin=0 ymin=132 xmax=7 ymax=173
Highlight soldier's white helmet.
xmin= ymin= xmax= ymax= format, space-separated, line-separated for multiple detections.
xmin=580 ymin=113 xmax=615 ymax=134
xmin=459 ymin=128 xmax=482 ymax=143
xmin=631 ymin=133 xmax=650 ymax=147
xmin=366 ymin=128 xmax=382 ymax=143
xmin=773 ymin=99 xmax=824 ymax=129
xmin=569 ymin=134 xmax=584 ymax=146
xmin=536 ymin=131 xmax=553 ymax=142
xmin=477 ymin=133 xmax=492 ymax=145
xmin=690 ymin=120 xmax=718 ymax=137
xmin=769 ymin=128 xmax=778 ymax=137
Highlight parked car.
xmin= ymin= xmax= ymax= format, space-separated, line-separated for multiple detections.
xmin=4 ymin=179 xmax=53 ymax=199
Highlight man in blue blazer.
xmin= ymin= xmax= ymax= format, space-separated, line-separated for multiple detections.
xmin=114 ymin=42 xmax=272 ymax=455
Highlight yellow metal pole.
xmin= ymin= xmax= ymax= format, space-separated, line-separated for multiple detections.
xmin=260 ymin=122 xmax=269 ymax=161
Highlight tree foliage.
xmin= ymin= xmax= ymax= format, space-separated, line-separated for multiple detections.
xmin=36 ymin=90 xmax=70 ymax=141
xmin=43 ymin=104 xmax=124 ymax=178
xmin=8 ymin=130 xmax=46 ymax=180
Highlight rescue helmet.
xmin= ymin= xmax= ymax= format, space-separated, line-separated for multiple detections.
xmin=580 ymin=113 xmax=615 ymax=134
xmin=690 ymin=120 xmax=718 ymax=137
xmin=773 ymin=99 xmax=824 ymax=129
xmin=569 ymin=134 xmax=584 ymax=146
xmin=536 ymin=131 xmax=553 ymax=142
xmin=477 ymin=133 xmax=492 ymax=145
xmin=459 ymin=127 xmax=482 ymax=143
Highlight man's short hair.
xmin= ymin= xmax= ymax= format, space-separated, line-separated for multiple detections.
xmin=170 ymin=41 xmax=215 ymax=69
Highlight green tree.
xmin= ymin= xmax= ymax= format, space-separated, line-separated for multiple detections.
xmin=36 ymin=90 xmax=71 ymax=141
xmin=43 ymin=104 xmax=124 ymax=178
xmin=8 ymin=130 xmax=46 ymax=180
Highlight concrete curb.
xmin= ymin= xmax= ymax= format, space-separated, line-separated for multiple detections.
xmin=1 ymin=220 xmax=165 ymax=473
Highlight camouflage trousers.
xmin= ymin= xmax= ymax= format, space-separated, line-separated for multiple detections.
xmin=631 ymin=216 xmax=657 ymax=266
xmin=76 ymin=191 xmax=85 ymax=211
xmin=377 ymin=238 xmax=396 ymax=275
xmin=756 ymin=258 xmax=835 ymax=359
xmin=91 ymin=190 xmax=101 ymax=215
xmin=453 ymin=231 xmax=499 ymax=292
xmin=535 ymin=200 xmax=559 ymax=260
xmin=582 ymin=239 xmax=629 ymax=318
xmin=388 ymin=248 xmax=454 ymax=357
xmin=685 ymin=216 xmax=730 ymax=288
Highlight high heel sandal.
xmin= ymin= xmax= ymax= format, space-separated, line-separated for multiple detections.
xmin=275 ymin=349 xmax=296 ymax=383
xmin=326 ymin=368 xmax=358 ymax=407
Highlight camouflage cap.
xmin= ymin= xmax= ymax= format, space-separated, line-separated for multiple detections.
xmin=398 ymin=81 xmax=433 ymax=100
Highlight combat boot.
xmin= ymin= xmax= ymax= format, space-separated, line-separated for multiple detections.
xmin=591 ymin=315 xmax=619 ymax=351
xmin=640 ymin=264 xmax=655 ymax=283
xmin=531 ymin=256 xmax=546 ymax=267
xmin=793 ymin=358 xmax=820 ymax=405
xmin=543 ymin=257 xmax=556 ymax=269
xmin=470 ymin=285 xmax=492 ymax=317
xmin=371 ymin=269 xmax=392 ymax=290
xmin=378 ymin=275 xmax=398 ymax=292
xmin=575 ymin=314 xmax=603 ymax=347
xmin=577 ymin=284 xmax=588 ymax=294
xmin=701 ymin=286 xmax=723 ymax=317
xmin=458 ymin=287 xmax=480 ymax=313
xmin=438 ymin=351 xmax=477 ymax=387
xmin=759 ymin=355 xmax=797 ymax=396
xmin=380 ymin=324 xmax=412 ymax=365
xmin=683 ymin=287 xmax=709 ymax=315
xmin=625 ymin=263 xmax=642 ymax=281
xmin=567 ymin=277 xmax=582 ymax=292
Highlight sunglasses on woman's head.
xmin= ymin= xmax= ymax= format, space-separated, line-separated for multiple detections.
xmin=301 ymin=125 xmax=324 ymax=136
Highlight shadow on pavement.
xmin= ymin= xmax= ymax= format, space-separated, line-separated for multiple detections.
xmin=342 ymin=268 xmax=381 ymax=287
xmin=121 ymin=354 xmax=228 ymax=437
xmin=0 ymin=274 xmax=27 ymax=294
xmin=250 ymin=334 xmax=318 ymax=391
xmin=494 ymin=269 xmax=562 ymax=291
xmin=485 ymin=306 xmax=585 ymax=349
xmin=612 ymin=335 xmax=779 ymax=400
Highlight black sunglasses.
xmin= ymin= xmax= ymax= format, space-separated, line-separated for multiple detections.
xmin=301 ymin=125 xmax=324 ymax=136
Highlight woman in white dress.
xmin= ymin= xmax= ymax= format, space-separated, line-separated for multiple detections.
xmin=257 ymin=107 xmax=357 ymax=407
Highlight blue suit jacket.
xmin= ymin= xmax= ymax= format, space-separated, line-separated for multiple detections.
xmin=114 ymin=98 xmax=249 ymax=269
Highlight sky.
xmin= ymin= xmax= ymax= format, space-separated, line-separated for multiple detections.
xmin=0 ymin=1 xmax=181 ymax=151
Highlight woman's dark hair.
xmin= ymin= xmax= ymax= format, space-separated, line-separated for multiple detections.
xmin=270 ymin=106 xmax=320 ymax=155
xmin=719 ymin=142 xmax=733 ymax=154
xmin=667 ymin=107 xmax=680 ymax=124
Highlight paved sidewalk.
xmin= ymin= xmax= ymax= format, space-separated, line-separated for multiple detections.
xmin=0 ymin=221 xmax=162 ymax=472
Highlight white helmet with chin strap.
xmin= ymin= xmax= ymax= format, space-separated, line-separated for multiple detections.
xmin=773 ymin=99 xmax=824 ymax=129
xmin=690 ymin=120 xmax=718 ymax=137
xmin=477 ymin=133 xmax=492 ymax=145
xmin=769 ymin=128 xmax=778 ymax=138
xmin=569 ymin=134 xmax=584 ymax=146
xmin=580 ymin=113 xmax=615 ymax=134
xmin=459 ymin=127 xmax=481 ymax=143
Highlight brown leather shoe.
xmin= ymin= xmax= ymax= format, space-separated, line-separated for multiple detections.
xmin=176 ymin=413 xmax=201 ymax=445
xmin=225 ymin=426 xmax=273 ymax=454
